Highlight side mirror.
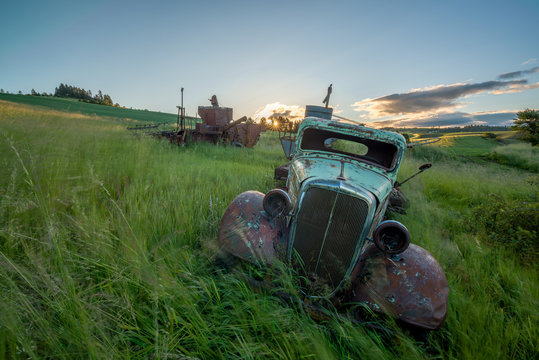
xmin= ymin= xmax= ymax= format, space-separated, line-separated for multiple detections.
xmin=419 ymin=163 xmax=432 ymax=171
xmin=395 ymin=163 xmax=433 ymax=188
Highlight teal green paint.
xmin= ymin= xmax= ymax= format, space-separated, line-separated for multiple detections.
xmin=288 ymin=118 xmax=407 ymax=202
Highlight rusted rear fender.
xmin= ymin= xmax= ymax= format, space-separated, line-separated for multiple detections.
xmin=352 ymin=244 xmax=449 ymax=330
xmin=217 ymin=191 xmax=288 ymax=265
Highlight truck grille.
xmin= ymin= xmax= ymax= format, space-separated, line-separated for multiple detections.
xmin=292 ymin=186 xmax=369 ymax=294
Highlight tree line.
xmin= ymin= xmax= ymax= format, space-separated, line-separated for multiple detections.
xmin=0 ymin=84 xmax=120 ymax=107
xmin=382 ymin=124 xmax=511 ymax=134
xmin=259 ymin=116 xmax=302 ymax=133
xmin=53 ymin=83 xmax=119 ymax=107
xmin=256 ymin=116 xmax=520 ymax=139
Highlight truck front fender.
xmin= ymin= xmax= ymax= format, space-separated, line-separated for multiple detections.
xmin=352 ymin=244 xmax=449 ymax=330
xmin=218 ymin=191 xmax=288 ymax=265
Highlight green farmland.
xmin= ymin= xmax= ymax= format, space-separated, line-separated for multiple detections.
xmin=0 ymin=94 xmax=180 ymax=124
xmin=0 ymin=100 xmax=537 ymax=359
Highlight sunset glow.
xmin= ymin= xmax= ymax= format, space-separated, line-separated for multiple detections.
xmin=252 ymin=102 xmax=305 ymax=122
xmin=1 ymin=1 xmax=537 ymax=128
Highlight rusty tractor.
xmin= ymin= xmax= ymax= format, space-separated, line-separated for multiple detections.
xmin=153 ymin=94 xmax=264 ymax=148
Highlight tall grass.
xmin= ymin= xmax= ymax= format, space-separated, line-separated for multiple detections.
xmin=486 ymin=142 xmax=539 ymax=172
xmin=397 ymin=146 xmax=538 ymax=359
xmin=1 ymin=100 xmax=537 ymax=358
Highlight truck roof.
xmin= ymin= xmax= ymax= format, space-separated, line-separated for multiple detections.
xmin=299 ymin=117 xmax=407 ymax=149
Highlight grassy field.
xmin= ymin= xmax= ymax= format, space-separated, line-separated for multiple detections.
xmin=486 ymin=143 xmax=539 ymax=172
xmin=0 ymin=100 xmax=537 ymax=359
xmin=0 ymin=94 xmax=181 ymax=124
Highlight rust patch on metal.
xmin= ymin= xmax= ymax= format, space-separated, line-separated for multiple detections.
xmin=218 ymin=191 xmax=288 ymax=264
xmin=151 ymin=95 xmax=264 ymax=148
xmin=351 ymin=243 xmax=449 ymax=330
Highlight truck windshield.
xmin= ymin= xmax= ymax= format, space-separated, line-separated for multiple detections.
xmin=300 ymin=128 xmax=398 ymax=169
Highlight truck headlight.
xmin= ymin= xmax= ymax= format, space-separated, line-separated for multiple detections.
xmin=263 ymin=189 xmax=292 ymax=218
xmin=373 ymin=220 xmax=410 ymax=254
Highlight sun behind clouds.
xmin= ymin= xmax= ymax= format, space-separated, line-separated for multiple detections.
xmin=252 ymin=102 xmax=305 ymax=122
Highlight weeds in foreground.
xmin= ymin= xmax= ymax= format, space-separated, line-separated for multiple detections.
xmin=0 ymin=101 xmax=538 ymax=359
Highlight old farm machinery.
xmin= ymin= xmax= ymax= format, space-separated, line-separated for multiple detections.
xmin=150 ymin=90 xmax=265 ymax=148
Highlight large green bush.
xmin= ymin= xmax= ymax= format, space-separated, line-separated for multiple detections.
xmin=470 ymin=195 xmax=538 ymax=264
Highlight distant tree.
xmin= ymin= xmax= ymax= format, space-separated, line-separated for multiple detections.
xmin=102 ymin=94 xmax=113 ymax=106
xmin=401 ymin=133 xmax=411 ymax=143
xmin=291 ymin=120 xmax=301 ymax=133
xmin=483 ymin=132 xmax=498 ymax=139
xmin=0 ymin=89 xmax=4 ymax=94
xmin=511 ymin=109 xmax=538 ymax=146
xmin=18 ymin=90 xmax=22 ymax=95
xmin=54 ymin=83 xmax=70 ymax=97
xmin=31 ymin=88 xmax=38 ymax=96
xmin=277 ymin=116 xmax=290 ymax=132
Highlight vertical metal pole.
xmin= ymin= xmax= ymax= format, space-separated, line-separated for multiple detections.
xmin=181 ymin=87 xmax=184 ymax=130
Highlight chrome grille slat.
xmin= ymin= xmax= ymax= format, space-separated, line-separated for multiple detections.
xmin=292 ymin=186 xmax=369 ymax=293
xmin=293 ymin=188 xmax=335 ymax=272
xmin=317 ymin=193 xmax=368 ymax=286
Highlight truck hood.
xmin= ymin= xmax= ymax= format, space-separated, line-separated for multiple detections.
xmin=291 ymin=157 xmax=393 ymax=202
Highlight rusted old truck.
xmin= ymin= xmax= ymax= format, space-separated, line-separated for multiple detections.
xmin=217 ymin=105 xmax=449 ymax=331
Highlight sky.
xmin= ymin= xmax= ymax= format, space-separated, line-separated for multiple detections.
xmin=1 ymin=0 xmax=538 ymax=128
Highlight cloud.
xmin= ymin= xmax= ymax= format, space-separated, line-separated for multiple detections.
xmin=350 ymin=66 xmax=539 ymax=129
xmin=489 ymin=81 xmax=539 ymax=94
xmin=252 ymin=102 xmax=305 ymax=122
xmin=521 ymin=58 xmax=537 ymax=66
xmin=351 ymin=80 xmax=526 ymax=119
xmin=332 ymin=105 xmax=343 ymax=115
xmin=497 ymin=66 xmax=539 ymax=80
xmin=369 ymin=110 xmax=516 ymax=128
